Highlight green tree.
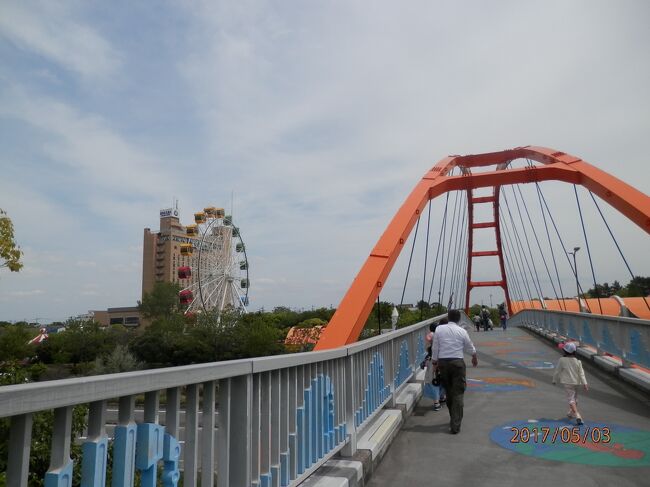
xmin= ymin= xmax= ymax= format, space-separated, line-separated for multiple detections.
xmin=626 ymin=276 xmax=650 ymax=298
xmin=36 ymin=318 xmax=116 ymax=370
xmin=138 ymin=282 xmax=181 ymax=320
xmin=130 ymin=314 xmax=186 ymax=366
xmin=295 ymin=318 xmax=327 ymax=328
xmin=0 ymin=209 xmax=23 ymax=273
xmin=92 ymin=344 xmax=143 ymax=374
xmin=0 ymin=323 xmax=35 ymax=361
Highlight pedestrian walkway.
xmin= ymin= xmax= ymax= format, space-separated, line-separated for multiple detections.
xmin=367 ymin=326 xmax=650 ymax=487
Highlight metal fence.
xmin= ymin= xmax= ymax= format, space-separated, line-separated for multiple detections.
xmin=0 ymin=314 xmax=453 ymax=487
xmin=510 ymin=309 xmax=650 ymax=369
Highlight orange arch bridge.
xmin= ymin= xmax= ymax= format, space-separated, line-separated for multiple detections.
xmin=315 ymin=146 xmax=650 ymax=350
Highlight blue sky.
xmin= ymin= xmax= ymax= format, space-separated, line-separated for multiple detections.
xmin=1 ymin=1 xmax=649 ymax=322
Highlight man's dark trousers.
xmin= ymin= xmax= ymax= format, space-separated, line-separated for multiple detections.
xmin=438 ymin=358 xmax=466 ymax=433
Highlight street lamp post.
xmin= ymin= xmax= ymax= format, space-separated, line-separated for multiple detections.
xmin=567 ymin=246 xmax=581 ymax=301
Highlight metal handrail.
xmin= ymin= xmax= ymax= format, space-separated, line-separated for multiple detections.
xmin=510 ymin=309 xmax=650 ymax=369
xmin=1 ymin=314 xmax=451 ymax=487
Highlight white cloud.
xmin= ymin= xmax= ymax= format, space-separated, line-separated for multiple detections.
xmin=0 ymin=1 xmax=120 ymax=79
xmin=7 ymin=289 xmax=45 ymax=298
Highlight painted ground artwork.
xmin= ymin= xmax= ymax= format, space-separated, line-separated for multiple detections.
xmin=491 ymin=419 xmax=650 ymax=467
xmin=467 ymin=377 xmax=535 ymax=392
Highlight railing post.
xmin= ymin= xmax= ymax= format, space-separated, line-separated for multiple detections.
xmin=387 ymin=340 xmax=396 ymax=408
xmin=138 ymin=391 xmax=164 ymax=487
xmin=270 ymin=370 xmax=281 ymax=487
xmin=7 ymin=413 xmax=33 ymax=487
xmin=341 ymin=354 xmax=356 ymax=457
xmin=113 ymin=395 xmax=136 ymax=487
xmin=184 ymin=384 xmax=200 ymax=487
xmin=81 ymin=400 xmax=108 ymax=487
xmin=202 ymin=381 xmax=216 ymax=487
xmin=217 ymin=375 xmax=252 ymax=487
xmin=45 ymin=406 xmax=73 ymax=487
xmin=163 ymin=387 xmax=181 ymax=487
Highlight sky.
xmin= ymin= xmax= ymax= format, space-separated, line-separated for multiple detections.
xmin=0 ymin=0 xmax=649 ymax=323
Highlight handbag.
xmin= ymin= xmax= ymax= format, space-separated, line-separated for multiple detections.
xmin=423 ymin=358 xmax=434 ymax=383
xmin=432 ymin=368 xmax=441 ymax=386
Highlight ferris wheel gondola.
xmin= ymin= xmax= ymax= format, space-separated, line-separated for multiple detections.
xmin=177 ymin=207 xmax=249 ymax=317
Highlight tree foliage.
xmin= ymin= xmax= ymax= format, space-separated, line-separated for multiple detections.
xmin=137 ymin=282 xmax=181 ymax=320
xmin=0 ymin=208 xmax=23 ymax=272
xmin=585 ymin=276 xmax=650 ymax=298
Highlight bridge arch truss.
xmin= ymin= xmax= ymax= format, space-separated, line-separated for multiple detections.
xmin=315 ymin=146 xmax=650 ymax=350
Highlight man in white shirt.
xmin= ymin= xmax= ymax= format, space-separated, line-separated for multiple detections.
xmin=431 ymin=309 xmax=478 ymax=434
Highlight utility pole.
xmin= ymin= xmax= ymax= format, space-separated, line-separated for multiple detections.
xmin=567 ymin=246 xmax=581 ymax=300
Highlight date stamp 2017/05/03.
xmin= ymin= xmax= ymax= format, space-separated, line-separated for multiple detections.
xmin=510 ymin=426 xmax=611 ymax=444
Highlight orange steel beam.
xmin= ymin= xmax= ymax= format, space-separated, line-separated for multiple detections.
xmin=315 ymin=147 xmax=650 ymax=350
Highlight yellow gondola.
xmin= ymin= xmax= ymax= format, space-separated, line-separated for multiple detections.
xmin=204 ymin=207 xmax=217 ymax=218
xmin=215 ymin=208 xmax=225 ymax=218
xmin=194 ymin=212 xmax=206 ymax=224
xmin=186 ymin=224 xmax=198 ymax=236
xmin=180 ymin=243 xmax=194 ymax=255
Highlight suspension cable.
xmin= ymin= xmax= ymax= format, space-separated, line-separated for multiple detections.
xmin=449 ymin=193 xmax=467 ymax=308
xmin=440 ymin=190 xmax=461 ymax=309
xmin=502 ymin=233 xmax=526 ymax=307
xmin=515 ymin=184 xmax=562 ymax=304
xmin=588 ymin=191 xmax=650 ymax=312
xmin=399 ymin=215 xmax=420 ymax=307
xmin=502 ymin=190 xmax=544 ymax=303
xmin=535 ymin=181 xmax=567 ymax=311
xmin=445 ymin=190 xmax=463 ymax=309
xmin=420 ymin=200 xmax=432 ymax=320
xmin=536 ymin=184 xmax=592 ymax=312
xmin=428 ymin=193 xmax=450 ymax=304
xmin=574 ymin=185 xmax=603 ymax=314
xmin=500 ymin=211 xmax=535 ymax=306
xmin=455 ymin=197 xmax=470 ymax=309
xmin=509 ymin=186 xmax=547 ymax=303
xmin=435 ymin=191 xmax=452 ymax=312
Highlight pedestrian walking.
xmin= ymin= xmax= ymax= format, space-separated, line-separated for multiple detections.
xmin=481 ymin=305 xmax=491 ymax=331
xmin=498 ymin=303 xmax=508 ymax=331
xmin=431 ymin=309 xmax=478 ymax=434
xmin=472 ymin=314 xmax=481 ymax=332
xmin=423 ymin=320 xmax=447 ymax=410
xmin=552 ymin=341 xmax=589 ymax=425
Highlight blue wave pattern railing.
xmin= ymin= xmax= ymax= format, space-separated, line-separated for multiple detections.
xmin=511 ymin=309 xmax=650 ymax=368
xmin=354 ymin=353 xmax=389 ymax=427
xmin=285 ymin=374 xmax=345 ymax=487
xmin=0 ymin=314 xmax=452 ymax=487
xmin=393 ymin=340 xmax=411 ymax=389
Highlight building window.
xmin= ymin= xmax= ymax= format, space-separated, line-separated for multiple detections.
xmin=124 ymin=317 xmax=140 ymax=326
xmin=110 ymin=317 xmax=125 ymax=325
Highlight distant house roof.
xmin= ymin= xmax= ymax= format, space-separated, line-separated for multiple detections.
xmin=284 ymin=325 xmax=326 ymax=346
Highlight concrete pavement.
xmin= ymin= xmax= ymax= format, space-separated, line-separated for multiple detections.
xmin=367 ymin=326 xmax=650 ymax=487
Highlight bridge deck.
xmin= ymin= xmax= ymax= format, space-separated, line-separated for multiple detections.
xmin=368 ymin=327 xmax=650 ymax=487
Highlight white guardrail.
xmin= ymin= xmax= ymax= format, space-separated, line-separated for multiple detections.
xmin=510 ymin=309 xmax=650 ymax=369
xmin=0 ymin=313 xmax=466 ymax=487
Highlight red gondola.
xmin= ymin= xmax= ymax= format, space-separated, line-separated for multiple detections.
xmin=179 ymin=289 xmax=194 ymax=305
xmin=178 ymin=266 xmax=192 ymax=279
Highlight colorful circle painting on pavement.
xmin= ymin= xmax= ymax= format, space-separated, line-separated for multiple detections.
xmin=500 ymin=360 xmax=555 ymax=369
xmin=467 ymin=377 xmax=535 ymax=392
xmin=491 ymin=419 xmax=650 ymax=467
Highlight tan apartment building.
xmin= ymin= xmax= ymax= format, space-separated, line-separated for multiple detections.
xmin=142 ymin=206 xmax=196 ymax=299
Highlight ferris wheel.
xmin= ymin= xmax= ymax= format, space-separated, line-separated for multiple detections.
xmin=178 ymin=207 xmax=249 ymax=316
